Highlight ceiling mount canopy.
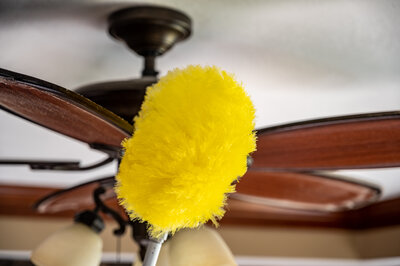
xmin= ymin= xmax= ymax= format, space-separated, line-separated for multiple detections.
xmin=108 ymin=5 xmax=192 ymax=58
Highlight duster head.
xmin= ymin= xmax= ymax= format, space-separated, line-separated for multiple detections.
xmin=116 ymin=65 xmax=256 ymax=238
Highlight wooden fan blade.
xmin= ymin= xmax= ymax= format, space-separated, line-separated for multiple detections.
xmin=233 ymin=170 xmax=380 ymax=212
xmin=0 ymin=68 xmax=132 ymax=149
xmin=2 ymin=183 xmax=399 ymax=229
xmin=252 ymin=111 xmax=400 ymax=170
xmin=35 ymin=172 xmax=379 ymax=214
xmin=34 ymin=176 xmax=116 ymax=214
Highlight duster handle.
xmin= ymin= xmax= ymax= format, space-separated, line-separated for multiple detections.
xmin=143 ymin=232 xmax=168 ymax=266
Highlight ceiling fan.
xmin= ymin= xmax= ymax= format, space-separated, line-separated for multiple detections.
xmin=1 ymin=3 xmax=400 ymax=264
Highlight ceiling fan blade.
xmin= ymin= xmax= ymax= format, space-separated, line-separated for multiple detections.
xmin=252 ymin=111 xmax=400 ymax=170
xmin=34 ymin=176 xmax=116 ymax=214
xmin=0 ymin=68 xmax=133 ymax=149
xmin=232 ymin=170 xmax=380 ymax=212
xmin=35 ymin=170 xmax=380 ymax=215
xmin=2 ymin=183 xmax=399 ymax=229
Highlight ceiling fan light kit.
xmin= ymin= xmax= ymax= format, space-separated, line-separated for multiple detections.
xmin=0 ymin=3 xmax=399 ymax=266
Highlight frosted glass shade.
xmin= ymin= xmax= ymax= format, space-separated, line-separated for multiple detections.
xmin=31 ymin=223 xmax=103 ymax=266
xmin=168 ymin=226 xmax=236 ymax=266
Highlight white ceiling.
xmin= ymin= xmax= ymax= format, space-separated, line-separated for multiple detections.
xmin=0 ymin=1 xmax=399 ymax=201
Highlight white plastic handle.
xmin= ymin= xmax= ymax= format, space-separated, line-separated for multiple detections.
xmin=143 ymin=232 xmax=168 ymax=266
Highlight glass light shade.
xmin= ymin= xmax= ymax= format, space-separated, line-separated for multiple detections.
xmin=132 ymin=227 xmax=235 ymax=266
xmin=169 ymin=226 xmax=236 ymax=266
xmin=31 ymin=223 xmax=103 ymax=266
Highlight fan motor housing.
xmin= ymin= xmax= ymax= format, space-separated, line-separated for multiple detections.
xmin=76 ymin=77 xmax=156 ymax=122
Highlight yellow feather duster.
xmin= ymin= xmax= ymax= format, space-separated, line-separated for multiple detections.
xmin=116 ymin=65 xmax=256 ymax=238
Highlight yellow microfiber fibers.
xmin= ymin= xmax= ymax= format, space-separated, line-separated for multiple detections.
xmin=116 ymin=65 xmax=256 ymax=238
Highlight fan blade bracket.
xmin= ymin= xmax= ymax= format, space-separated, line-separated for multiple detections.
xmin=0 ymin=157 xmax=114 ymax=171
xmin=89 ymin=143 xmax=123 ymax=158
xmin=0 ymin=160 xmax=80 ymax=170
